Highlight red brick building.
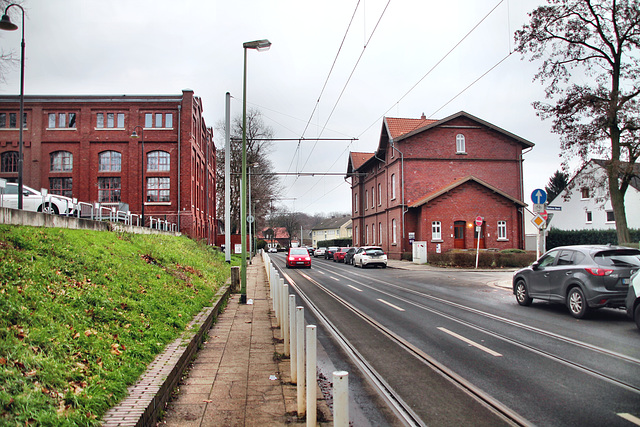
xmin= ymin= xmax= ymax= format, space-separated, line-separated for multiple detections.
xmin=347 ymin=111 xmax=534 ymax=259
xmin=0 ymin=90 xmax=217 ymax=244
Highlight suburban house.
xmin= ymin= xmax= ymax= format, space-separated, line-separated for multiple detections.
xmin=0 ymin=90 xmax=217 ymax=244
xmin=311 ymin=216 xmax=352 ymax=248
xmin=547 ymin=159 xmax=640 ymax=230
xmin=257 ymin=227 xmax=291 ymax=249
xmin=347 ymin=111 xmax=534 ymax=259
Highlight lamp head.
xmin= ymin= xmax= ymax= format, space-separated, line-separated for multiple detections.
xmin=0 ymin=14 xmax=17 ymax=31
xmin=243 ymin=39 xmax=271 ymax=52
xmin=130 ymin=131 xmax=139 ymax=138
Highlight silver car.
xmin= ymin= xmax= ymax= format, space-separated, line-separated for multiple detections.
xmin=513 ymin=245 xmax=640 ymax=319
xmin=353 ymin=246 xmax=388 ymax=268
xmin=625 ymin=271 xmax=640 ymax=330
xmin=0 ymin=183 xmax=76 ymax=215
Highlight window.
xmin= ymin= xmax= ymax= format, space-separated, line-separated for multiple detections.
xmin=366 ymin=225 xmax=369 ymax=244
xmin=144 ymin=112 xmax=173 ymax=128
xmin=98 ymin=177 xmax=121 ymax=203
xmin=96 ymin=113 xmax=124 ymax=129
xmin=354 ymin=193 xmax=358 ymax=213
xmin=586 ymin=211 xmax=593 ymax=223
xmin=379 ymin=222 xmax=383 ymax=245
xmin=1 ymin=151 xmax=18 ymax=172
xmin=392 ymin=219 xmax=397 ymax=244
xmin=355 ymin=226 xmax=358 ymax=246
xmin=99 ymin=151 xmax=122 ymax=172
xmin=372 ymin=222 xmax=376 ymax=244
xmin=48 ymin=112 xmax=76 ymax=129
xmin=456 ymin=134 xmax=466 ymax=153
xmin=50 ymin=151 xmax=73 ymax=172
xmin=146 ymin=177 xmax=170 ymax=202
xmin=0 ymin=112 xmax=26 ymax=128
xmin=147 ymin=150 xmax=170 ymax=172
xmin=497 ymin=221 xmax=507 ymax=240
xmin=165 ymin=113 xmax=173 ymax=128
xmin=145 ymin=113 xmax=153 ymax=128
xmin=581 ymin=188 xmax=590 ymax=199
xmin=365 ymin=190 xmax=368 ymax=210
xmin=371 ymin=187 xmax=375 ymax=208
xmin=432 ymin=221 xmax=442 ymax=241
xmin=557 ymin=250 xmax=574 ymax=266
xmin=377 ymin=183 xmax=381 ymax=205
xmin=49 ymin=177 xmax=73 ymax=197
xmin=9 ymin=113 xmax=16 ymax=128
xmin=391 ymin=173 xmax=396 ymax=200
xmin=606 ymin=210 xmax=615 ymax=222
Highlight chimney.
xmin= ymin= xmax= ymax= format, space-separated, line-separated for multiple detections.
xmin=421 ymin=112 xmax=426 ymax=119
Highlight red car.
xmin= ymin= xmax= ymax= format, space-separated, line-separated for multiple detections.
xmin=333 ymin=247 xmax=352 ymax=262
xmin=286 ymin=247 xmax=312 ymax=268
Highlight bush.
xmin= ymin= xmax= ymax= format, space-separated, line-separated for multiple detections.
xmin=547 ymin=228 xmax=640 ymax=249
xmin=401 ymin=252 xmax=412 ymax=261
xmin=428 ymin=249 xmax=536 ymax=268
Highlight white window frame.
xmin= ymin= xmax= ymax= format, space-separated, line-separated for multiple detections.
xmin=391 ymin=173 xmax=396 ymax=200
xmin=432 ymin=221 xmax=442 ymax=241
xmin=456 ymin=134 xmax=466 ymax=153
xmin=354 ymin=193 xmax=358 ymax=213
xmin=379 ymin=222 xmax=383 ymax=245
xmin=585 ymin=211 xmax=593 ymax=223
xmin=377 ymin=183 xmax=382 ymax=206
xmin=606 ymin=210 xmax=615 ymax=223
xmin=497 ymin=221 xmax=507 ymax=240
xmin=392 ymin=219 xmax=397 ymax=244
xmin=365 ymin=190 xmax=368 ymax=210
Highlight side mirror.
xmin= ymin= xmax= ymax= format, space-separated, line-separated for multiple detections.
xmin=531 ymin=261 xmax=540 ymax=271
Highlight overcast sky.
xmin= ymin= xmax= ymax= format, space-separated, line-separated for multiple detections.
xmin=0 ymin=0 xmax=564 ymax=215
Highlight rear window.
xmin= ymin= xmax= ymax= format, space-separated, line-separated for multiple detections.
xmin=290 ymin=248 xmax=308 ymax=255
xmin=365 ymin=247 xmax=384 ymax=256
xmin=594 ymin=250 xmax=640 ymax=267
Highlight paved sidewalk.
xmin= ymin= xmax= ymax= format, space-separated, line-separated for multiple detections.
xmin=161 ymin=256 xmax=300 ymax=426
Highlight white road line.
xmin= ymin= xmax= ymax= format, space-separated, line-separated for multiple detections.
xmin=619 ymin=413 xmax=640 ymax=426
xmin=437 ymin=327 xmax=503 ymax=357
xmin=331 ymin=276 xmax=340 ymax=281
xmin=348 ymin=285 xmax=363 ymax=292
xmin=377 ymin=299 xmax=405 ymax=312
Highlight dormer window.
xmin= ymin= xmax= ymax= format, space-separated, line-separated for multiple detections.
xmin=456 ymin=134 xmax=466 ymax=154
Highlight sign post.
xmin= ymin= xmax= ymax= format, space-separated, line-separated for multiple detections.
xmin=475 ymin=216 xmax=483 ymax=269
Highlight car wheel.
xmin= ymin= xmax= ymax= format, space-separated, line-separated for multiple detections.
xmin=634 ymin=304 xmax=640 ymax=330
xmin=39 ymin=203 xmax=59 ymax=215
xmin=382 ymin=264 xmax=387 ymax=269
xmin=514 ymin=279 xmax=532 ymax=306
xmin=567 ymin=287 xmax=589 ymax=319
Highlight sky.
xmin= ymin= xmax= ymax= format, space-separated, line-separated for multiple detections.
xmin=0 ymin=0 xmax=566 ymax=215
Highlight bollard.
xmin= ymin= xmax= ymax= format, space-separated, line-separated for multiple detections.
xmin=274 ymin=273 xmax=281 ymax=326
xmin=333 ymin=371 xmax=349 ymax=427
xmin=296 ymin=306 xmax=306 ymax=417
xmin=289 ymin=296 xmax=297 ymax=383
xmin=282 ymin=284 xmax=289 ymax=357
xmin=279 ymin=278 xmax=285 ymax=330
xmin=230 ymin=266 xmax=240 ymax=293
xmin=306 ymin=325 xmax=317 ymax=427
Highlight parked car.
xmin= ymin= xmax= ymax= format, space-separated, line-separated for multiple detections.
xmin=513 ymin=245 xmax=640 ymax=319
xmin=286 ymin=247 xmax=311 ymax=268
xmin=344 ymin=247 xmax=358 ymax=265
xmin=353 ymin=246 xmax=388 ymax=268
xmin=267 ymin=247 xmax=277 ymax=253
xmin=305 ymin=246 xmax=315 ymax=256
xmin=325 ymin=246 xmax=339 ymax=260
xmin=626 ymin=270 xmax=640 ymax=330
xmin=0 ymin=183 xmax=75 ymax=215
xmin=333 ymin=247 xmax=352 ymax=263
xmin=314 ymin=247 xmax=326 ymax=258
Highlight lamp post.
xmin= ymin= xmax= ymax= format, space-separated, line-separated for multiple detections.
xmin=0 ymin=4 xmax=25 ymax=209
xmin=240 ymin=39 xmax=271 ymax=303
xmin=130 ymin=126 xmax=145 ymax=226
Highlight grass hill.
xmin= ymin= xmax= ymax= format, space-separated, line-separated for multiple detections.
xmin=0 ymin=225 xmax=233 ymax=426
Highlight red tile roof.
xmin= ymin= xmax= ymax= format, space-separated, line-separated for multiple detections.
xmin=385 ymin=117 xmax=437 ymax=140
xmin=350 ymin=152 xmax=375 ymax=170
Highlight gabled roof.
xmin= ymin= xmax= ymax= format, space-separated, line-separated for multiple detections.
xmin=385 ymin=116 xmax=437 ymax=140
xmin=311 ymin=216 xmax=352 ymax=231
xmin=347 ymin=152 xmax=375 ymax=175
xmin=409 ymin=175 xmax=526 ymax=209
xmin=257 ymin=227 xmax=290 ymax=239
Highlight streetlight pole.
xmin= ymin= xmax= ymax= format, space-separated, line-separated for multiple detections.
xmin=130 ymin=126 xmax=145 ymax=226
xmin=240 ymin=39 xmax=271 ymax=303
xmin=0 ymin=4 xmax=25 ymax=209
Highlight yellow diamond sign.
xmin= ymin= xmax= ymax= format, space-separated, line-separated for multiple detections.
xmin=532 ymin=214 xmax=546 ymax=229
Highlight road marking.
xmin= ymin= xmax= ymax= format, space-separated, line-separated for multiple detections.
xmin=377 ymin=299 xmax=405 ymax=312
xmin=437 ymin=327 xmax=503 ymax=357
xmin=348 ymin=285 xmax=363 ymax=292
xmin=619 ymin=413 xmax=640 ymax=426
xmin=317 ymin=271 xmax=325 ymax=275
xmin=331 ymin=276 xmax=340 ymax=281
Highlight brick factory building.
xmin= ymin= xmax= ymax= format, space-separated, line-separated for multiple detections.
xmin=0 ymin=90 xmax=217 ymax=244
xmin=347 ymin=111 xmax=534 ymax=259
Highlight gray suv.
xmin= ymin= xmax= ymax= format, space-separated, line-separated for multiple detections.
xmin=513 ymin=245 xmax=640 ymax=319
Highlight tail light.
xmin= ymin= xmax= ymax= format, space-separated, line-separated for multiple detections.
xmin=585 ymin=268 xmax=614 ymax=276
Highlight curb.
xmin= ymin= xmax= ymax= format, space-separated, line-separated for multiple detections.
xmin=101 ymin=283 xmax=232 ymax=427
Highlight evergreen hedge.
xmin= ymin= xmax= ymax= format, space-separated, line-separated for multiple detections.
xmin=547 ymin=228 xmax=640 ymax=249
xmin=316 ymin=239 xmax=352 ymax=248
xmin=428 ymin=249 xmax=536 ymax=268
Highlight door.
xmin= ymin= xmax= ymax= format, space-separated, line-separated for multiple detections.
xmin=454 ymin=221 xmax=466 ymax=249
xmin=473 ymin=221 xmax=485 ymax=249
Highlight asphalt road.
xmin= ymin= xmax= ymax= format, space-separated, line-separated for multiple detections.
xmin=272 ymin=253 xmax=640 ymax=426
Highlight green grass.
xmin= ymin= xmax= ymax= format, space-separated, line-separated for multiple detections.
xmin=0 ymin=225 xmax=235 ymax=426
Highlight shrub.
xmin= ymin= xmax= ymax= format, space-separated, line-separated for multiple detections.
xmin=547 ymin=228 xmax=640 ymax=249
xmin=428 ymin=249 xmax=536 ymax=268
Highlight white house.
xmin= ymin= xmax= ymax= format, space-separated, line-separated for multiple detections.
xmin=548 ymin=159 xmax=640 ymax=231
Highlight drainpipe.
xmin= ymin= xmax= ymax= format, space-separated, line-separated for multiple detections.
xmin=177 ymin=103 xmax=182 ymax=233
xmin=519 ymin=146 xmax=533 ymax=249
xmin=390 ymin=140 xmax=406 ymax=246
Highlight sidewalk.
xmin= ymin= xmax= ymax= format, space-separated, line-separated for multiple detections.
xmin=160 ymin=255 xmax=301 ymax=426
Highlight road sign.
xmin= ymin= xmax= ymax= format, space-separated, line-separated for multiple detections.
xmin=475 ymin=216 xmax=483 ymax=226
xmin=547 ymin=206 xmax=562 ymax=211
xmin=532 ymin=214 xmax=546 ymax=229
xmin=540 ymin=211 xmax=548 ymax=221
xmin=247 ymin=215 xmax=255 ymax=223
xmin=531 ymin=189 xmax=547 ymax=205
xmin=533 ymin=203 xmax=545 ymax=213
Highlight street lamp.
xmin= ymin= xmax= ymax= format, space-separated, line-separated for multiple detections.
xmin=240 ymin=39 xmax=271 ymax=303
xmin=130 ymin=126 xmax=145 ymax=226
xmin=0 ymin=4 xmax=25 ymax=209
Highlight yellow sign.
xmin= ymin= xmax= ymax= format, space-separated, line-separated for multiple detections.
xmin=532 ymin=214 xmax=546 ymax=229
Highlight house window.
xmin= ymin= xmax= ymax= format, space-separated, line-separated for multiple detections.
xmin=99 ymin=151 xmax=122 ymax=172
xmin=456 ymin=134 xmax=466 ymax=153
xmin=378 ymin=183 xmax=381 ymax=205
xmin=354 ymin=225 xmax=359 ymax=246
xmin=371 ymin=187 xmax=375 ymax=208
xmin=147 ymin=177 xmax=170 ymax=202
xmin=98 ymin=177 xmax=121 ymax=203
xmin=49 ymin=177 xmax=73 ymax=197
xmin=48 ymin=112 xmax=76 ymax=129
xmin=354 ymin=193 xmax=358 ymax=213
xmin=165 ymin=113 xmax=173 ymax=128
xmin=1 ymin=151 xmax=18 ymax=172
xmin=606 ymin=210 xmax=615 ymax=222
xmin=366 ymin=225 xmax=369 ymax=244
xmin=581 ymin=188 xmax=590 ymax=199
xmin=497 ymin=221 xmax=507 ymax=240
xmin=391 ymin=173 xmax=396 ymax=200
xmin=50 ymin=151 xmax=73 ymax=172
xmin=432 ymin=221 xmax=442 ymax=241
xmin=144 ymin=112 xmax=174 ymax=128
xmin=586 ymin=211 xmax=592 ymax=223
xmin=379 ymin=222 xmax=383 ymax=245
xmin=372 ymin=222 xmax=376 ymax=244
xmin=0 ymin=112 xmax=26 ymax=128
xmin=392 ymin=219 xmax=397 ymax=244
xmin=147 ymin=150 xmax=170 ymax=172
xmin=145 ymin=113 xmax=153 ymax=128
xmin=96 ymin=113 xmax=124 ymax=129
xmin=365 ymin=190 xmax=368 ymax=210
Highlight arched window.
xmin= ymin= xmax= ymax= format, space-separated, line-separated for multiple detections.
xmin=99 ymin=151 xmax=122 ymax=172
xmin=1 ymin=151 xmax=18 ymax=173
xmin=147 ymin=150 xmax=170 ymax=172
xmin=50 ymin=151 xmax=73 ymax=172
xmin=456 ymin=134 xmax=466 ymax=153
xmin=392 ymin=219 xmax=397 ymax=244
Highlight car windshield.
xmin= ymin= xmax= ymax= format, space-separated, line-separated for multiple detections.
xmin=594 ymin=250 xmax=640 ymax=267
xmin=290 ymin=248 xmax=308 ymax=255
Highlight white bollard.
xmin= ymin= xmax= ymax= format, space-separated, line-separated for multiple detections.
xmin=279 ymin=278 xmax=285 ymax=330
xmin=333 ymin=371 xmax=349 ymax=427
xmin=296 ymin=306 xmax=306 ymax=417
xmin=289 ymin=296 xmax=297 ymax=383
xmin=282 ymin=284 xmax=289 ymax=357
xmin=274 ymin=273 xmax=281 ymax=326
xmin=306 ymin=325 xmax=317 ymax=427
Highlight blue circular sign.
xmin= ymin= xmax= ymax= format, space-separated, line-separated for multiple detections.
xmin=531 ymin=189 xmax=547 ymax=204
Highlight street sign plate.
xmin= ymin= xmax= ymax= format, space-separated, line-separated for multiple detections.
xmin=533 ymin=203 xmax=545 ymax=213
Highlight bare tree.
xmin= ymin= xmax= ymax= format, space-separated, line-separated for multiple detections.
xmin=516 ymin=0 xmax=640 ymax=243
xmin=0 ymin=0 xmax=23 ymax=85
